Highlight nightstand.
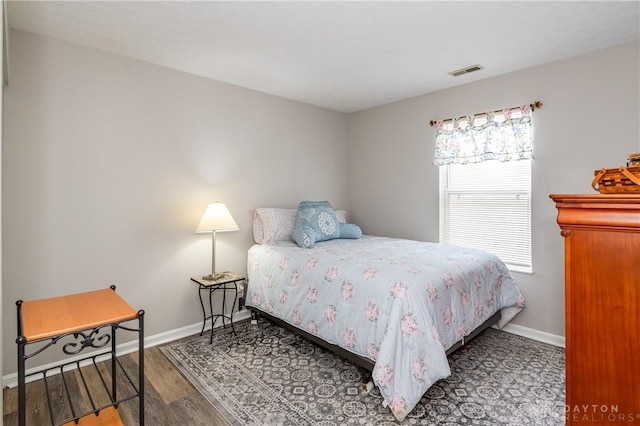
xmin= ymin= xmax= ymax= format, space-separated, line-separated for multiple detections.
xmin=191 ymin=272 xmax=245 ymax=343
xmin=16 ymin=286 xmax=144 ymax=426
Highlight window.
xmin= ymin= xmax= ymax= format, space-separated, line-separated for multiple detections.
xmin=439 ymin=159 xmax=532 ymax=273
xmin=433 ymin=104 xmax=535 ymax=273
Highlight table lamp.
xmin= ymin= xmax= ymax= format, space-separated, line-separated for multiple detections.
xmin=195 ymin=202 xmax=239 ymax=280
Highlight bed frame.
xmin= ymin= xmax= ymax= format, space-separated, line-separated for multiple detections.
xmin=248 ymin=306 xmax=501 ymax=372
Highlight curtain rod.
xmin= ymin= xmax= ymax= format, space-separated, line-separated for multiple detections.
xmin=429 ymin=100 xmax=543 ymax=127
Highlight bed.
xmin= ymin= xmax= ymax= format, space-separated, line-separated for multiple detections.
xmin=245 ymin=208 xmax=525 ymax=421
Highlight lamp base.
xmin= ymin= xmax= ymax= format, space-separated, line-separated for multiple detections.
xmin=201 ymin=272 xmax=228 ymax=281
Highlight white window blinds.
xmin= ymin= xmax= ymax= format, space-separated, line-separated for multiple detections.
xmin=439 ymin=159 xmax=532 ymax=273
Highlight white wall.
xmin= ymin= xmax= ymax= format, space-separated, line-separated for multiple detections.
xmin=1 ymin=0 xmax=5 ymax=417
xmin=3 ymin=26 xmax=638 ymax=378
xmin=347 ymin=41 xmax=640 ymax=337
xmin=2 ymin=29 xmax=349 ymax=374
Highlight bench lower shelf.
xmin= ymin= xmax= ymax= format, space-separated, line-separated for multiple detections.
xmin=61 ymin=407 xmax=123 ymax=426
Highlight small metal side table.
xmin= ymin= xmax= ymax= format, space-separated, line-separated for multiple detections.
xmin=191 ymin=272 xmax=245 ymax=343
xmin=16 ymin=286 xmax=144 ymax=426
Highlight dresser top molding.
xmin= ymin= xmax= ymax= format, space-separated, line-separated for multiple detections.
xmin=550 ymin=194 xmax=640 ymax=231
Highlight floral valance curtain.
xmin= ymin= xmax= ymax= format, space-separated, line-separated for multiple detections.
xmin=433 ymin=104 xmax=533 ymax=166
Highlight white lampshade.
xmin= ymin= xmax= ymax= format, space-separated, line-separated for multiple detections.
xmin=195 ymin=202 xmax=239 ymax=233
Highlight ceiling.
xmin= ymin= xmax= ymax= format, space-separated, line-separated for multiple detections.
xmin=6 ymin=1 xmax=640 ymax=113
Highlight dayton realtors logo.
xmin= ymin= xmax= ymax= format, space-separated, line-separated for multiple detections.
xmin=566 ymin=405 xmax=639 ymax=423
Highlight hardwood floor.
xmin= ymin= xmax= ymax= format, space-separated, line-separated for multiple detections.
xmin=3 ymin=345 xmax=231 ymax=426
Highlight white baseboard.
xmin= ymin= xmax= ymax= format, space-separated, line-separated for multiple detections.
xmin=2 ymin=309 xmax=251 ymax=389
xmin=496 ymin=323 xmax=565 ymax=348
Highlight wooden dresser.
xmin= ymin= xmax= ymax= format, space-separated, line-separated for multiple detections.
xmin=550 ymin=194 xmax=640 ymax=424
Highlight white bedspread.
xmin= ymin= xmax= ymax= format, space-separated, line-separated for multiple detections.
xmin=246 ymin=236 xmax=524 ymax=420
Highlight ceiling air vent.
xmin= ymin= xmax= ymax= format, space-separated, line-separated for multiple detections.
xmin=448 ymin=64 xmax=484 ymax=77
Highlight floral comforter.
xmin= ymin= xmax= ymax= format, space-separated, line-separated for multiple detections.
xmin=246 ymin=236 xmax=525 ymax=421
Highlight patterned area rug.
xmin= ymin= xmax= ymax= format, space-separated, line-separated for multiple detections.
xmin=160 ymin=318 xmax=565 ymax=425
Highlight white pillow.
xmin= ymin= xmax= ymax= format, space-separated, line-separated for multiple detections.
xmin=253 ymin=208 xmax=297 ymax=244
xmin=335 ymin=209 xmax=347 ymax=223
xmin=253 ymin=207 xmax=347 ymax=244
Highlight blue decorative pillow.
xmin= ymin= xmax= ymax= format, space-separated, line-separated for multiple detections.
xmin=339 ymin=223 xmax=363 ymax=240
xmin=292 ymin=201 xmax=362 ymax=248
